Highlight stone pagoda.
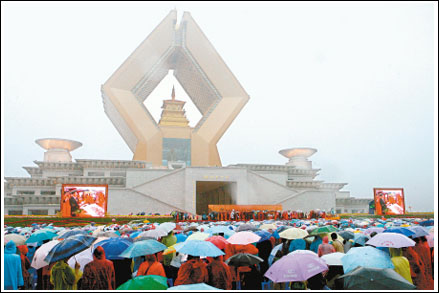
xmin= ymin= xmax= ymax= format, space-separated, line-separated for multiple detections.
xmin=158 ymin=86 xmax=190 ymax=127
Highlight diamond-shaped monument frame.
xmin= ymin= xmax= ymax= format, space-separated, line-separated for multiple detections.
xmin=102 ymin=10 xmax=250 ymax=166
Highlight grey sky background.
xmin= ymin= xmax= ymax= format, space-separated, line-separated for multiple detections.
xmin=2 ymin=2 xmax=437 ymax=212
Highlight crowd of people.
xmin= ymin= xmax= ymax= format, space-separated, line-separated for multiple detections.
xmin=4 ymin=216 xmax=435 ymax=291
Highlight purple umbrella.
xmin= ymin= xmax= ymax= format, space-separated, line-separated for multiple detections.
xmin=366 ymin=232 xmax=415 ymax=248
xmin=264 ymin=250 xmax=328 ymax=282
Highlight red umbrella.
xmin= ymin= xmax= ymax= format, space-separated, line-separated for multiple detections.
xmin=205 ymin=236 xmax=229 ymax=250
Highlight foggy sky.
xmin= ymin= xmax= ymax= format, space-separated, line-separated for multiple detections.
xmin=2 ymin=2 xmax=437 ymax=212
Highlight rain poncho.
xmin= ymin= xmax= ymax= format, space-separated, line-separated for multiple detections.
xmin=402 ymin=246 xmax=431 ymax=290
xmin=413 ymin=240 xmax=434 ymax=289
xmin=310 ymin=236 xmax=323 ymax=254
xmin=206 ymin=258 xmax=233 ymax=290
xmin=161 ymin=233 xmax=177 ymax=266
xmin=389 ymin=248 xmax=413 ymax=284
xmin=288 ymin=238 xmax=306 ymax=252
xmin=4 ymin=241 xmax=24 ymax=290
xmin=17 ymin=245 xmax=31 ymax=289
xmin=49 ymin=260 xmax=76 ymax=290
xmin=137 ymin=255 xmax=166 ymax=277
xmin=331 ymin=239 xmax=344 ymax=253
xmin=80 ymin=246 xmax=116 ymax=290
xmin=174 ymin=258 xmax=208 ymax=286
xmin=318 ymin=236 xmax=335 ymax=257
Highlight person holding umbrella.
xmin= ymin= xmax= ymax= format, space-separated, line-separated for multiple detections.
xmin=137 ymin=253 xmax=166 ymax=278
xmin=49 ymin=258 xmax=77 ymax=290
xmin=174 ymin=255 xmax=209 ymax=286
xmin=80 ymin=246 xmax=116 ymax=290
xmin=389 ymin=248 xmax=413 ymax=284
xmin=206 ymin=255 xmax=233 ymax=290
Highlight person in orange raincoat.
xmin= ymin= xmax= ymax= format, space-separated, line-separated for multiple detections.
xmin=206 ymin=255 xmax=233 ymax=290
xmin=412 ymin=237 xmax=434 ymax=289
xmin=402 ymin=246 xmax=432 ymax=290
xmin=137 ymin=254 xmax=166 ymax=277
xmin=174 ymin=255 xmax=208 ymax=286
xmin=80 ymin=246 xmax=116 ymax=290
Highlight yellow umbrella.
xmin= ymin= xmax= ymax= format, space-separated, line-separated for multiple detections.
xmin=186 ymin=232 xmax=210 ymax=241
xmin=279 ymin=228 xmax=309 ymax=240
xmin=143 ymin=220 xmax=150 ymax=223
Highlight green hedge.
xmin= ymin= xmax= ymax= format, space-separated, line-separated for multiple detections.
xmin=4 ymin=216 xmax=174 ymax=227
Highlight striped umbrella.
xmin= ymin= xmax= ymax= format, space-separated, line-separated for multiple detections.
xmin=44 ymin=234 xmax=96 ymax=264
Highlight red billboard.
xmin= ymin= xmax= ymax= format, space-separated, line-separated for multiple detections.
xmin=61 ymin=184 xmax=108 ymax=217
xmin=373 ymin=188 xmax=405 ymax=215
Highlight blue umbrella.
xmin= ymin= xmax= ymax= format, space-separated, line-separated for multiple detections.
xmin=353 ymin=234 xmax=370 ymax=246
xmin=176 ymin=240 xmax=225 ymax=257
xmin=44 ymin=234 xmax=96 ymax=263
xmin=341 ymin=246 xmax=394 ymax=274
xmin=58 ymin=229 xmax=88 ymax=239
xmin=26 ymin=229 xmax=58 ymax=244
xmin=407 ymin=226 xmax=429 ymax=238
xmin=175 ymin=233 xmax=187 ymax=243
xmin=254 ymin=230 xmax=272 ymax=242
xmin=383 ymin=228 xmax=415 ymax=237
xmin=418 ymin=220 xmax=434 ymax=227
xmin=119 ymin=239 xmax=167 ymax=258
xmin=206 ymin=226 xmax=235 ymax=238
xmin=168 ymin=283 xmax=222 ymax=290
xmin=130 ymin=231 xmax=142 ymax=239
xmin=94 ymin=238 xmax=133 ymax=260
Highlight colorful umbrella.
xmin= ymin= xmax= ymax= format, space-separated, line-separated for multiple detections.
xmin=338 ymin=231 xmax=355 ymax=240
xmin=383 ymin=227 xmax=415 ymax=237
xmin=186 ymin=232 xmax=210 ymax=241
xmin=321 ymin=252 xmax=345 ymax=266
xmin=259 ymin=223 xmax=277 ymax=231
xmin=225 ymin=253 xmax=264 ymax=267
xmin=339 ymin=266 xmax=416 ymax=290
xmin=5 ymin=234 xmax=27 ymax=246
xmin=57 ymin=229 xmax=88 ymax=239
xmin=366 ymin=232 xmax=415 ymax=248
xmin=44 ymin=234 xmax=96 ymax=264
xmin=309 ymin=225 xmax=338 ymax=235
xmin=205 ymin=236 xmax=229 ymax=250
xmin=117 ymin=275 xmax=168 ymax=290
xmin=341 ymin=246 xmax=394 ymax=274
xmin=137 ymin=229 xmax=168 ymax=240
xmin=279 ymin=228 xmax=309 ymax=240
xmin=175 ymin=233 xmax=187 ymax=243
xmin=94 ymin=237 xmax=133 ymax=260
xmin=67 ymin=246 xmax=93 ymax=271
xmin=168 ymin=283 xmax=221 ymax=290
xmin=264 ymin=250 xmax=328 ymax=282
xmin=253 ymin=230 xmax=272 ymax=242
xmin=363 ymin=227 xmax=385 ymax=235
xmin=31 ymin=239 xmax=60 ymax=269
xmin=176 ymin=240 xmax=225 ymax=257
xmin=227 ymin=231 xmax=261 ymax=245
xmin=25 ymin=229 xmax=58 ymax=244
xmin=236 ymin=223 xmax=258 ymax=232
xmin=352 ymin=233 xmax=370 ymax=246
xmin=407 ymin=226 xmax=430 ymax=238
xmin=206 ymin=226 xmax=235 ymax=238
xmin=119 ymin=239 xmax=167 ymax=258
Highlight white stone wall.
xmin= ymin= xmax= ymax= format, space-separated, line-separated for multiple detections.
xmin=126 ymin=170 xmax=172 ymax=188
xmin=252 ymin=171 xmax=288 ymax=186
xmin=281 ymin=191 xmax=336 ymax=213
xmin=108 ymin=188 xmax=176 ymax=215
xmin=246 ymin=171 xmax=298 ymax=205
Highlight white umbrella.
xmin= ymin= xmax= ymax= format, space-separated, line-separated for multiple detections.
xmin=159 ymin=222 xmax=177 ymax=233
xmin=31 ymin=240 xmax=60 ymax=269
xmin=67 ymin=246 xmax=94 ymax=271
xmin=321 ymin=252 xmax=345 ymax=266
xmin=137 ymin=228 xmax=167 ymax=240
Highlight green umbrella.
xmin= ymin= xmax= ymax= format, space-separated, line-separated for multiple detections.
xmin=338 ymin=266 xmax=416 ymax=290
xmin=309 ymin=225 xmax=338 ymax=235
xmin=117 ymin=275 xmax=168 ymax=290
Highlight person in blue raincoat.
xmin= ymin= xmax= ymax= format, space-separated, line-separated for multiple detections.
xmin=4 ymin=241 xmax=24 ymax=290
xmin=289 ymin=238 xmax=307 ymax=253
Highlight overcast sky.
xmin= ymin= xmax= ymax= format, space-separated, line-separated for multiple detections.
xmin=2 ymin=2 xmax=437 ymax=212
